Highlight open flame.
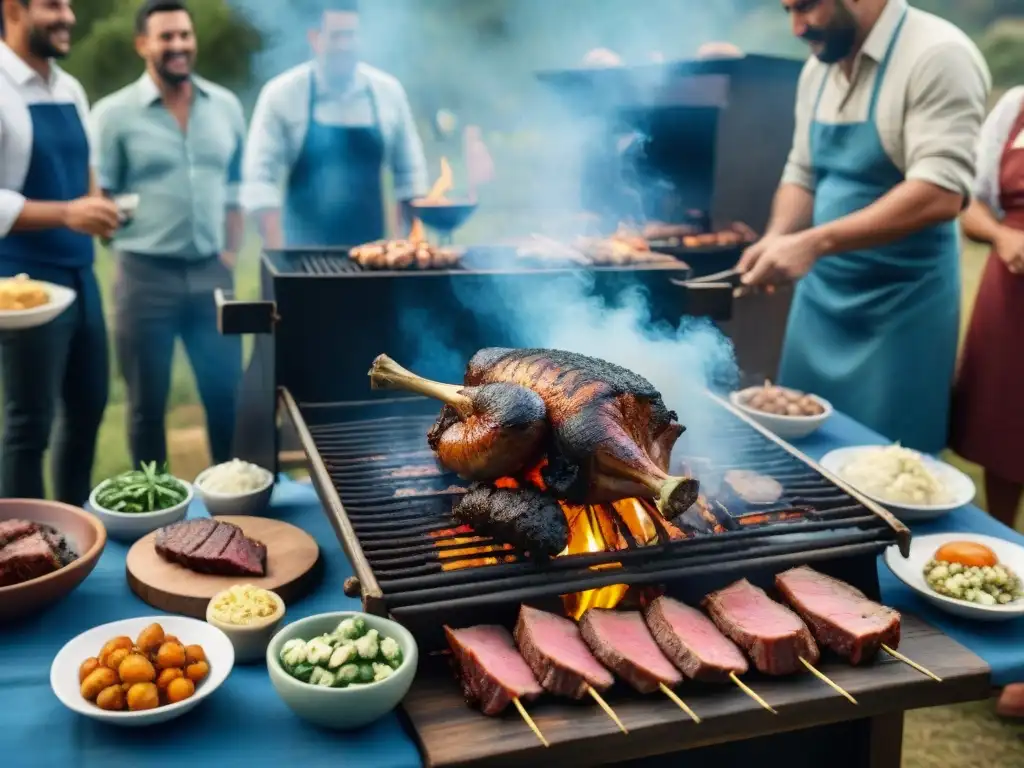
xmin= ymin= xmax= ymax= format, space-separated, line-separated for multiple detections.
xmin=409 ymin=157 xmax=455 ymax=245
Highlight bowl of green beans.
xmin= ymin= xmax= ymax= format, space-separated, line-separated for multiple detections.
xmin=88 ymin=462 xmax=193 ymax=542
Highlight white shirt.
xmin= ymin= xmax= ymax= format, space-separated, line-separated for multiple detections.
xmin=973 ymin=86 xmax=1024 ymax=217
xmin=782 ymin=0 xmax=991 ymax=200
xmin=241 ymin=61 xmax=429 ymax=212
xmin=0 ymin=42 xmax=90 ymax=237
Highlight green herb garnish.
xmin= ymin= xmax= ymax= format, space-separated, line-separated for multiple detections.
xmin=95 ymin=461 xmax=188 ymax=514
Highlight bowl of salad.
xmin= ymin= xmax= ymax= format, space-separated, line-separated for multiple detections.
xmin=193 ymin=459 xmax=274 ymax=518
xmin=88 ymin=463 xmax=192 ymax=542
xmin=267 ymin=611 xmax=418 ymax=730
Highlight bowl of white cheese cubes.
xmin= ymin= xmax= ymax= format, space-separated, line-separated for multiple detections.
xmin=194 ymin=459 xmax=274 ymax=517
xmin=267 ymin=611 xmax=418 ymax=730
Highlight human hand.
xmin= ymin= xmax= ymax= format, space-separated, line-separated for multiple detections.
xmin=993 ymin=226 xmax=1024 ymax=275
xmin=66 ymin=196 xmax=120 ymax=239
xmin=737 ymin=231 xmax=821 ymax=287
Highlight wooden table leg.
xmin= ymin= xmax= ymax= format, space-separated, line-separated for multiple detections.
xmin=868 ymin=714 xmax=904 ymax=768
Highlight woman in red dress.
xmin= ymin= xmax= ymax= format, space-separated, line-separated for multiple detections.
xmin=951 ymin=87 xmax=1024 ymax=529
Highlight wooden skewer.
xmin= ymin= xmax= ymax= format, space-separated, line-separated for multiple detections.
xmin=587 ymin=686 xmax=629 ymax=734
xmin=729 ymin=671 xmax=777 ymax=715
xmin=659 ymin=682 xmax=702 ymax=724
xmin=881 ymin=644 xmax=943 ymax=682
xmin=512 ymin=697 xmax=549 ymax=747
xmin=799 ymin=657 xmax=857 ymax=705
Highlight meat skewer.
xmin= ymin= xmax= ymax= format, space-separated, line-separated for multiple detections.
xmin=453 ymin=484 xmax=569 ymax=561
xmin=643 ymin=595 xmax=776 ymax=714
xmin=579 ymin=608 xmax=701 ymax=724
xmin=443 ymin=625 xmax=549 ymax=747
xmin=514 ymin=605 xmax=628 ymax=734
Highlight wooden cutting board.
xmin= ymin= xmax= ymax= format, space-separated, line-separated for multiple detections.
xmin=126 ymin=516 xmax=322 ymax=619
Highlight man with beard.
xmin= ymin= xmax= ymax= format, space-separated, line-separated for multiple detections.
xmin=89 ymin=0 xmax=246 ymax=468
xmin=242 ymin=0 xmax=428 ymax=246
xmin=0 ymin=0 xmax=120 ymax=502
xmin=737 ymin=0 xmax=990 ymax=453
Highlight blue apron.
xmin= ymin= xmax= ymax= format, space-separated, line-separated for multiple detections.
xmin=282 ymin=72 xmax=387 ymax=246
xmin=778 ymin=10 xmax=960 ymax=454
xmin=0 ymin=101 xmax=93 ymax=268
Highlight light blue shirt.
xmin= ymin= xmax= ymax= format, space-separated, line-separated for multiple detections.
xmin=89 ymin=73 xmax=245 ymax=258
xmin=241 ymin=62 xmax=428 ymax=212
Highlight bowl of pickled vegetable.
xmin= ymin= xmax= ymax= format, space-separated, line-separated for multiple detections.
xmin=267 ymin=611 xmax=418 ymax=730
xmin=88 ymin=462 xmax=193 ymax=542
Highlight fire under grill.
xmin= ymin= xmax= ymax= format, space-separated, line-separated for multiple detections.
xmin=285 ymin=389 xmax=909 ymax=644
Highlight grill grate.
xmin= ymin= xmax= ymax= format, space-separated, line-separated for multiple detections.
xmin=292 ymin=393 xmax=907 ymax=620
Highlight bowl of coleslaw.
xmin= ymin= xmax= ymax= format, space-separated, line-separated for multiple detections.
xmin=820 ymin=444 xmax=975 ymax=522
xmin=194 ymin=459 xmax=275 ymax=517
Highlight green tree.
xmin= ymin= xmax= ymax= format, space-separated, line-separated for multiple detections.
xmin=980 ymin=19 xmax=1024 ymax=90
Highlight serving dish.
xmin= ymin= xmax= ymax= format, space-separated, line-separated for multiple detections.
xmin=88 ymin=476 xmax=193 ymax=541
xmin=0 ymin=499 xmax=106 ymax=621
xmin=0 ymin=282 xmax=76 ymax=331
xmin=884 ymin=533 xmax=1024 ymax=621
xmin=193 ymin=463 xmax=274 ymax=517
xmin=820 ymin=446 xmax=975 ymax=522
xmin=206 ymin=587 xmax=286 ymax=663
xmin=728 ymin=388 xmax=832 ymax=440
xmin=51 ymin=615 xmax=234 ymax=726
xmin=267 ymin=611 xmax=418 ymax=730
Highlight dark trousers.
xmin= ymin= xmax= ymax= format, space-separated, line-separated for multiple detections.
xmin=0 ymin=263 xmax=109 ymax=505
xmin=114 ymin=253 xmax=241 ymax=468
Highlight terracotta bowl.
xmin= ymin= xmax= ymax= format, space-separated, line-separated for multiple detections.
xmin=0 ymin=499 xmax=107 ymax=622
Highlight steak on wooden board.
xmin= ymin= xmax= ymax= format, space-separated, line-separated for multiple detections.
xmin=514 ymin=605 xmax=614 ymax=699
xmin=643 ymin=596 xmax=749 ymax=681
xmin=444 ymin=625 xmax=543 ymax=716
xmin=775 ymin=565 xmax=901 ymax=665
xmin=155 ymin=519 xmax=266 ymax=577
xmin=703 ymin=579 xmax=820 ymax=676
xmin=578 ymin=608 xmax=682 ymax=693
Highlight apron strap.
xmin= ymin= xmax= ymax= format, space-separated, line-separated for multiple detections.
xmin=867 ymin=8 xmax=909 ymax=119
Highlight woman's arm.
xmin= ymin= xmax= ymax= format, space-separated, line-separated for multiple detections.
xmin=962 ymin=199 xmax=1004 ymax=246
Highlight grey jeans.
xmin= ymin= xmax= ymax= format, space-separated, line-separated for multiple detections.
xmin=114 ymin=252 xmax=241 ymax=467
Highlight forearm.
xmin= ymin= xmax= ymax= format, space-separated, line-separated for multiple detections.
xmin=765 ymin=184 xmax=815 ymax=237
xmin=806 ymin=180 xmax=962 ymax=257
xmin=255 ymin=209 xmax=284 ymax=250
xmin=961 ymin=199 xmax=1004 ymax=246
xmin=224 ymin=207 xmax=245 ymax=253
xmin=13 ymin=201 xmax=70 ymax=232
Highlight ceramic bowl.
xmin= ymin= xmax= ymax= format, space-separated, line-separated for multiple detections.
xmin=206 ymin=587 xmax=286 ymax=663
xmin=88 ymin=477 xmax=192 ymax=542
xmin=729 ymin=388 xmax=833 ymax=440
xmin=193 ymin=464 xmax=274 ymax=517
xmin=0 ymin=282 xmax=76 ymax=331
xmin=51 ymin=615 xmax=234 ymax=726
xmin=267 ymin=611 xmax=418 ymax=730
xmin=0 ymin=499 xmax=106 ymax=622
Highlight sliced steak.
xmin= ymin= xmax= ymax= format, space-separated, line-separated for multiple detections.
xmin=722 ymin=470 xmax=784 ymax=505
xmin=155 ymin=519 xmax=267 ymax=577
xmin=514 ymin=605 xmax=613 ymax=699
xmin=217 ymin=530 xmax=267 ymax=577
xmin=644 ymin=596 xmax=749 ymax=681
xmin=703 ymin=579 xmax=819 ymax=676
xmin=154 ymin=519 xmax=217 ymax=565
xmin=0 ymin=531 xmax=61 ymax=586
xmin=579 ymin=608 xmax=682 ymax=693
xmin=444 ymin=625 xmax=543 ymax=716
xmin=775 ymin=566 xmax=901 ymax=665
xmin=0 ymin=518 xmax=39 ymax=548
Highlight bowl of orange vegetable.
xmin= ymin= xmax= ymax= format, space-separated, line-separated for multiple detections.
xmin=885 ymin=533 xmax=1024 ymax=621
xmin=50 ymin=616 xmax=234 ymax=726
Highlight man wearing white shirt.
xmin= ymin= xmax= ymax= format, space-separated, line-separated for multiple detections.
xmin=242 ymin=0 xmax=429 ymax=247
xmin=0 ymin=0 xmax=119 ymax=503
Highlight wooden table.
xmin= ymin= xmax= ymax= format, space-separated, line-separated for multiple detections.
xmin=402 ymin=614 xmax=990 ymax=768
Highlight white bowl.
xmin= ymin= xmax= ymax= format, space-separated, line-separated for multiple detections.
xmin=88 ymin=477 xmax=193 ymax=541
xmin=267 ymin=611 xmax=418 ymax=731
xmin=206 ymin=587 xmax=286 ymax=663
xmin=0 ymin=282 xmax=76 ymax=331
xmin=51 ymin=615 xmax=234 ymax=726
xmin=729 ymin=388 xmax=833 ymax=440
xmin=193 ymin=464 xmax=274 ymax=517
xmin=820 ymin=446 xmax=975 ymax=522
xmin=885 ymin=533 xmax=1024 ymax=621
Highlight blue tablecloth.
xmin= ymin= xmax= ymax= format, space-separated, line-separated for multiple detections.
xmin=3 ymin=410 xmax=1023 ymax=767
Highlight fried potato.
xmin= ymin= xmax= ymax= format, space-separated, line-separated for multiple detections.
xmin=0 ymin=273 xmax=50 ymax=311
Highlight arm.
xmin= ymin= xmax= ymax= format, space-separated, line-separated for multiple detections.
xmin=222 ymin=96 xmax=246 ymax=261
xmin=770 ymin=60 xmax=817 ymax=236
xmin=242 ymin=82 xmax=291 ymax=249
xmin=961 ymin=199 xmax=1004 ymax=246
xmin=87 ymin=97 xmax=124 ymax=196
xmin=389 ymin=82 xmax=429 ymax=237
xmin=970 ymin=87 xmax=1024 ymax=220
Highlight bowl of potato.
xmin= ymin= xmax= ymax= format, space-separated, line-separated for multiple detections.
xmin=50 ymin=616 xmax=234 ymax=726
xmin=729 ymin=380 xmax=833 ymax=440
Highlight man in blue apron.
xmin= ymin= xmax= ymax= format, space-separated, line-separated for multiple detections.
xmin=0 ymin=0 xmax=120 ymax=503
xmin=242 ymin=0 xmax=429 ymax=246
xmin=738 ymin=0 xmax=990 ymax=454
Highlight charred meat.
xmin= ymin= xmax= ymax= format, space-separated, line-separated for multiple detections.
xmin=0 ymin=519 xmax=78 ymax=587
xmin=453 ymin=484 xmax=569 ymax=560
xmin=643 ymin=596 xmax=749 ymax=682
xmin=370 ymin=356 xmax=548 ymax=482
xmin=579 ymin=608 xmax=682 ymax=693
xmin=514 ymin=605 xmax=614 ymax=699
xmin=444 ymin=625 xmax=543 ymax=716
xmin=775 ymin=566 xmax=901 ymax=665
xmin=703 ymin=579 xmax=820 ymax=676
